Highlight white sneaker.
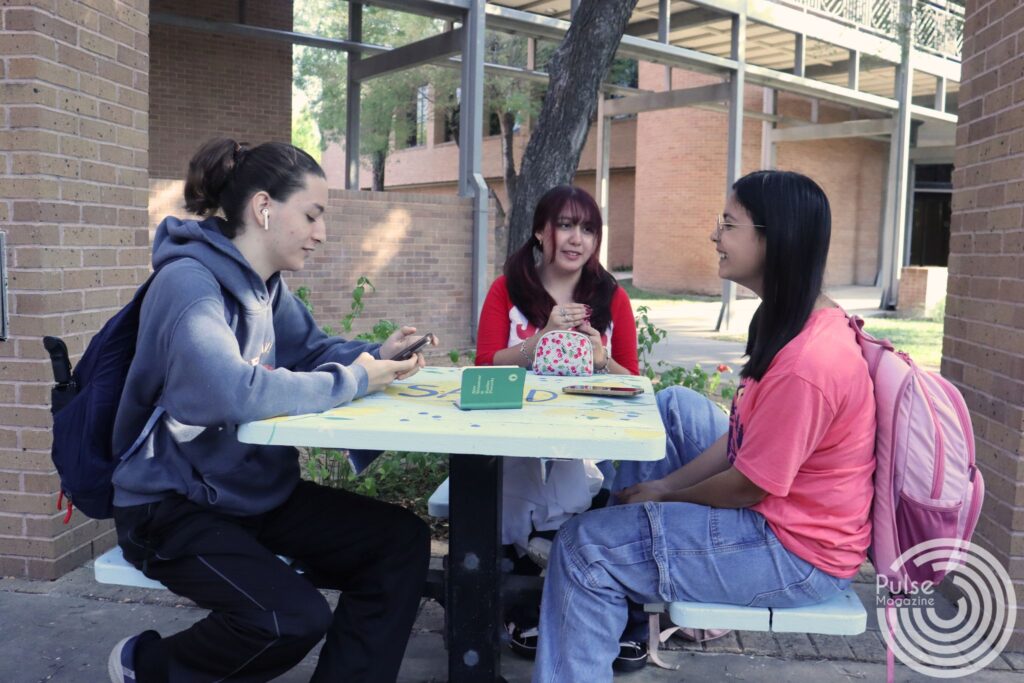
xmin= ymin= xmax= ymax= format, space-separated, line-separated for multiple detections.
xmin=526 ymin=536 xmax=552 ymax=569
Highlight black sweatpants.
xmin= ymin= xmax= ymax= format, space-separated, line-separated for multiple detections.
xmin=113 ymin=480 xmax=431 ymax=682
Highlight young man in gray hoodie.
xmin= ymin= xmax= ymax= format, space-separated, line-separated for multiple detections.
xmin=108 ymin=138 xmax=431 ymax=683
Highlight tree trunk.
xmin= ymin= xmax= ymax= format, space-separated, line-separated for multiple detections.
xmin=505 ymin=0 xmax=638 ymax=259
xmin=499 ymin=109 xmax=519 ymax=203
xmin=371 ymin=149 xmax=386 ymax=191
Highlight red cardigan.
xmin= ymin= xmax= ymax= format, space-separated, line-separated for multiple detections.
xmin=475 ymin=275 xmax=640 ymax=375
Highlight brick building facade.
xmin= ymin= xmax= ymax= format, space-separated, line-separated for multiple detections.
xmin=633 ymin=64 xmax=886 ymax=295
xmin=322 ymin=116 xmax=639 ymax=270
xmin=355 ymin=62 xmax=888 ymax=295
xmin=1 ymin=0 xmax=151 ymax=579
xmin=948 ymin=0 xmax=1024 ymax=650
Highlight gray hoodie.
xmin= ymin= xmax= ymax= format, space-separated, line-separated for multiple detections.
xmin=111 ymin=216 xmax=377 ymax=515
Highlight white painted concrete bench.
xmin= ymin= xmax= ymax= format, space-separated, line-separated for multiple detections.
xmin=643 ymin=588 xmax=867 ymax=669
xmin=95 ymin=545 xmax=168 ymax=589
xmin=428 ymin=476 xmax=450 ymax=518
xmin=94 ymin=545 xmax=297 ymax=589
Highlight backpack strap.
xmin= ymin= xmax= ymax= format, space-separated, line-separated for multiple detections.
xmin=118 ymin=406 xmax=166 ymax=461
xmin=116 ymin=257 xmax=191 ymax=462
xmin=846 ymin=314 xmax=896 ymax=376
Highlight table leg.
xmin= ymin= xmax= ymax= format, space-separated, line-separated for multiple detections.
xmin=446 ymin=453 xmax=504 ymax=682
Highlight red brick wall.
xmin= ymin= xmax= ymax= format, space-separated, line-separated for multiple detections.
xmin=148 ymin=0 xmax=292 ymax=180
xmin=632 ymin=63 xmax=887 ymax=295
xmin=382 ymin=170 xmax=636 ymax=272
xmin=148 ymin=182 xmax=492 ymax=353
xmin=0 ymin=0 xmax=150 ymax=579
xmin=949 ymin=0 xmax=1024 ymax=650
xmin=632 ymin=66 xmax=762 ymax=295
xmin=325 ymin=117 xmax=639 ymax=270
xmin=288 ymin=190 xmax=496 ymax=356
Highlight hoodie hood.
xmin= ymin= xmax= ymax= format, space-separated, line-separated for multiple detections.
xmin=153 ymin=216 xmax=273 ymax=310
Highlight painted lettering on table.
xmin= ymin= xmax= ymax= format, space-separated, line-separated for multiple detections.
xmin=396 ymin=384 xmax=557 ymax=403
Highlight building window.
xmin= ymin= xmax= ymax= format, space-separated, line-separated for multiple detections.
xmin=908 ymin=164 xmax=952 ymax=267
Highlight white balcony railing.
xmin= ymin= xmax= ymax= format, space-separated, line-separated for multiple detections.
xmin=771 ymin=0 xmax=963 ymax=59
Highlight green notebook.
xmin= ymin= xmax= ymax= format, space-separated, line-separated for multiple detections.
xmin=455 ymin=366 xmax=526 ymax=410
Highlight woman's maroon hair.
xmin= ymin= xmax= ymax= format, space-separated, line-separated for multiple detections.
xmin=504 ymin=185 xmax=618 ymax=332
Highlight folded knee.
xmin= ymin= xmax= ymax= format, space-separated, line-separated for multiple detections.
xmin=275 ymin=592 xmax=334 ymax=644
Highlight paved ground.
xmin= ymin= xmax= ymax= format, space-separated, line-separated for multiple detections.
xmin=1 ymin=550 xmax=1021 ymax=682
xmin=4 ymin=286 xmax=1016 ymax=682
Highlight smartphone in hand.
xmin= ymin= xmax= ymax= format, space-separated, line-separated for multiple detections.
xmin=389 ymin=333 xmax=433 ymax=361
xmin=562 ymin=384 xmax=644 ymax=398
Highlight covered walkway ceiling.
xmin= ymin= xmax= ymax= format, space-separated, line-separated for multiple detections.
xmin=489 ymin=0 xmax=961 ymax=122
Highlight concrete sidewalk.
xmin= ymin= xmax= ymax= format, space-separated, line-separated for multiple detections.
xmin=1 ymin=548 xmax=1020 ymax=682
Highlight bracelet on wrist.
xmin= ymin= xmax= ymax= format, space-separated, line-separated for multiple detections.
xmin=519 ymin=339 xmax=533 ymax=368
xmin=594 ymin=348 xmax=610 ymax=372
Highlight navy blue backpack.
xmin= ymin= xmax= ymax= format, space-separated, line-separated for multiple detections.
xmin=44 ymin=265 xmax=171 ymax=522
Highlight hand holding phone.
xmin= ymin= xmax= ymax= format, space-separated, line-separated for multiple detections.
xmin=562 ymin=385 xmax=644 ymax=398
xmin=389 ymin=333 xmax=433 ymax=361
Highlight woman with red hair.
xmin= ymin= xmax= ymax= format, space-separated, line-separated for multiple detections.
xmin=476 ymin=185 xmax=640 ymax=662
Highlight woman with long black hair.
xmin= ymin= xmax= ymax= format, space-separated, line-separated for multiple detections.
xmin=532 ymin=171 xmax=877 ymax=682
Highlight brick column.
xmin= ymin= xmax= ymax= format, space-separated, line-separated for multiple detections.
xmin=949 ymin=0 xmax=1024 ymax=651
xmin=0 ymin=1 xmax=150 ymax=579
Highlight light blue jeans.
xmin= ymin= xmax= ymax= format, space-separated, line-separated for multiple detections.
xmin=532 ymin=387 xmax=851 ymax=683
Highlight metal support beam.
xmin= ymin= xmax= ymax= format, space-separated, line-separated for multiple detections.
xmin=658 ymin=0 xmax=670 ymax=43
xmin=935 ymin=76 xmax=947 ymax=112
xmin=659 ymin=0 xmax=671 ymax=90
xmin=848 ymin=49 xmax=860 ymax=90
xmin=351 ymin=28 xmax=464 ymax=82
xmin=150 ymin=11 xmax=387 ymax=54
xmin=602 ymin=82 xmax=731 ymax=117
xmin=902 ymin=162 xmax=916 ymax=268
xmin=717 ymin=12 xmax=745 ymax=333
xmin=363 ymin=0 xmax=468 ymax=19
xmin=761 ymin=88 xmax=776 ymax=169
xmin=345 ymin=3 xmax=362 ymax=191
xmin=596 ymin=96 xmax=611 ymax=268
xmin=769 ymin=118 xmax=894 ymax=143
xmin=879 ymin=0 xmax=915 ymax=309
xmin=460 ymin=0 xmax=489 ymax=339
xmin=794 ymin=33 xmax=805 ymax=78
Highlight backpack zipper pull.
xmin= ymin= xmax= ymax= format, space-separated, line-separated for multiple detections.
xmin=56 ymin=491 xmax=74 ymax=524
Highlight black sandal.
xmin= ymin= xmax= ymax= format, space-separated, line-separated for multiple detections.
xmin=506 ymin=621 xmax=539 ymax=659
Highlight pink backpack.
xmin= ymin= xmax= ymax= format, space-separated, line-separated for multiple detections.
xmin=848 ymin=316 xmax=984 ymax=591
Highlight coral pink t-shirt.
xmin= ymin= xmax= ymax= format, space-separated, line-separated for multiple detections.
xmin=727 ymin=307 xmax=876 ymax=579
